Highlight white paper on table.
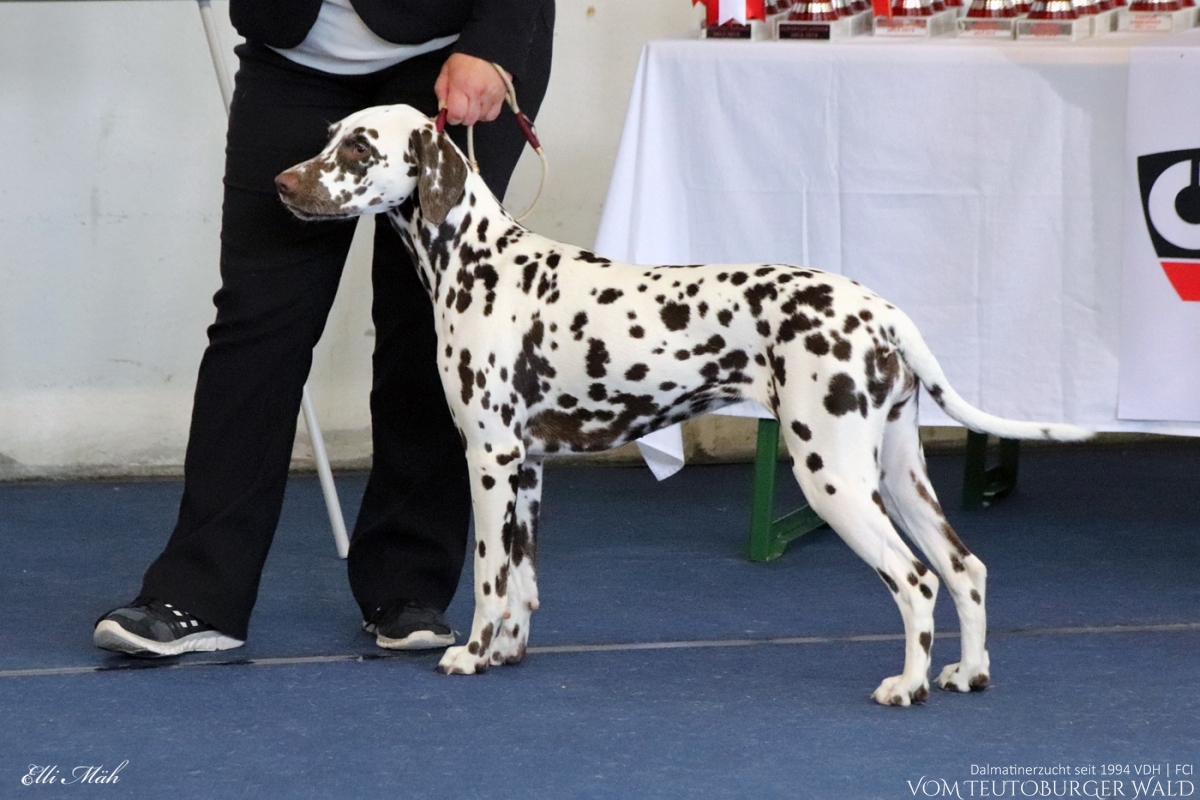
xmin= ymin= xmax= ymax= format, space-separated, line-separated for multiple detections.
xmin=636 ymin=401 xmax=775 ymax=481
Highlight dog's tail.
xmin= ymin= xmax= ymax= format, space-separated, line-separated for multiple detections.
xmin=891 ymin=311 xmax=1093 ymax=443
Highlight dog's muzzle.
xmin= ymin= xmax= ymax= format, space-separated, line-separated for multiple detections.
xmin=275 ymin=165 xmax=349 ymax=220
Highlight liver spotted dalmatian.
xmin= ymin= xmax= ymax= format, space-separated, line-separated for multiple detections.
xmin=276 ymin=105 xmax=1091 ymax=706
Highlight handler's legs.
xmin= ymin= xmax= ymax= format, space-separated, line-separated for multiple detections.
xmin=104 ymin=46 xmax=370 ymax=648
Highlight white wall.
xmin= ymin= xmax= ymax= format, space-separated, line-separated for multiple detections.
xmin=0 ymin=0 xmax=702 ymax=479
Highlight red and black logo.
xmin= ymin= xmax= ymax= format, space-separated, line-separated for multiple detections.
xmin=1138 ymin=148 xmax=1200 ymax=301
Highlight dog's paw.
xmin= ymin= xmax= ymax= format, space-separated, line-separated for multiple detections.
xmin=488 ymin=619 xmax=530 ymax=666
xmin=871 ymin=675 xmax=930 ymax=707
xmin=436 ymin=645 xmax=488 ymax=675
xmin=936 ymin=661 xmax=990 ymax=693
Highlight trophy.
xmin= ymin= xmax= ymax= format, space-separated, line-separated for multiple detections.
xmin=1077 ymin=0 xmax=1122 ymax=34
xmin=697 ymin=0 xmax=771 ymax=38
xmin=964 ymin=0 xmax=1018 ymax=17
xmin=889 ymin=0 xmax=934 ymax=15
xmin=1026 ymin=0 xmax=1079 ymax=19
xmin=1017 ymin=0 xmax=1093 ymax=38
xmin=1128 ymin=0 xmax=1181 ymax=10
xmin=777 ymin=0 xmax=873 ymax=37
xmin=875 ymin=0 xmax=958 ymax=34
xmin=788 ymin=0 xmax=840 ymax=20
xmin=958 ymin=0 xmax=1019 ymax=37
xmin=1119 ymin=0 xmax=1195 ymax=30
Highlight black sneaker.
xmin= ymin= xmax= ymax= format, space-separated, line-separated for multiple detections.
xmin=93 ymin=598 xmax=244 ymax=658
xmin=363 ymin=601 xmax=455 ymax=650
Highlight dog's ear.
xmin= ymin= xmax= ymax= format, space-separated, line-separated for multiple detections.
xmin=411 ymin=127 xmax=467 ymax=226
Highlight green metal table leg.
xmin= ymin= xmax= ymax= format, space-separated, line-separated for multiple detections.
xmin=962 ymin=431 xmax=1020 ymax=510
xmin=748 ymin=419 xmax=826 ymax=562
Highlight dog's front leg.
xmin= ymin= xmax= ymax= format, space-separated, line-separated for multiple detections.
xmin=487 ymin=458 xmax=542 ymax=667
xmin=438 ymin=446 xmax=524 ymax=675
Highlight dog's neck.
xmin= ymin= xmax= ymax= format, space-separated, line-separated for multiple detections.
xmin=387 ymin=167 xmax=524 ymax=301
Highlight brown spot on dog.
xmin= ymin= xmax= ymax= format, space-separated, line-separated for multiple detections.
xmin=806 ymin=453 xmax=824 ymax=472
xmin=865 ymin=345 xmax=901 ymax=408
xmin=660 ymin=302 xmax=690 ymax=331
xmin=457 ymin=350 xmax=474 ymax=405
xmin=518 ymin=465 xmax=540 ymax=490
xmin=692 ymin=334 xmax=725 ymax=357
xmin=823 ymin=373 xmax=862 ymax=417
xmin=495 ymin=564 xmax=509 ymax=597
xmin=919 ymin=632 xmax=931 ymax=655
xmin=776 ymin=312 xmax=818 ymax=344
xmin=570 ymin=312 xmax=588 ymax=341
xmin=719 ymin=350 xmax=749 ymax=371
xmin=941 ymin=522 xmax=971 ymax=558
xmin=878 ymin=570 xmax=899 ymax=593
xmin=512 ymin=320 xmax=556 ymax=406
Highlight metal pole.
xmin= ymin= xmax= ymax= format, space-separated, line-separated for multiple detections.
xmin=196 ymin=0 xmax=350 ymax=559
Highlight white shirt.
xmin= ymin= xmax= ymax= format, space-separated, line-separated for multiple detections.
xmin=270 ymin=0 xmax=460 ymax=75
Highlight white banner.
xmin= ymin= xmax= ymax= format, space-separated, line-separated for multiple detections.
xmin=1118 ymin=30 xmax=1200 ymax=423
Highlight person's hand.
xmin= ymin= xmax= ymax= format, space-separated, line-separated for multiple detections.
xmin=435 ymin=53 xmax=509 ymax=127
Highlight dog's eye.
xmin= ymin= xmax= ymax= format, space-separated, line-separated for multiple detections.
xmin=342 ymin=140 xmax=369 ymax=157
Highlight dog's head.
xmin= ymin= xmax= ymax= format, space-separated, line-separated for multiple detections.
xmin=276 ymin=104 xmax=468 ymax=226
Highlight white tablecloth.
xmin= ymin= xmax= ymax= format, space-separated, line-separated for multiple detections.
xmin=596 ymin=33 xmax=1200 ymax=477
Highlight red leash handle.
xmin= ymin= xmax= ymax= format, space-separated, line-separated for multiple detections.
xmin=435 ymin=107 xmax=448 ymax=134
xmin=514 ymin=111 xmax=542 ymax=153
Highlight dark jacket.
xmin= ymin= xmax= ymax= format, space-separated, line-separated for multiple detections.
xmin=229 ymin=0 xmax=554 ymax=81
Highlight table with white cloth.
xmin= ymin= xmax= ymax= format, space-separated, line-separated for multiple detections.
xmin=594 ymin=31 xmax=1200 ymax=557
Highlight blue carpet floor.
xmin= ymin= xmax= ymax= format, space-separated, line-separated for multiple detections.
xmin=1 ymin=443 xmax=1197 ymax=798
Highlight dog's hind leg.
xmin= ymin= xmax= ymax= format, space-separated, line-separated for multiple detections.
xmin=488 ymin=458 xmax=543 ymax=666
xmin=780 ymin=416 xmax=938 ymax=706
xmin=878 ymin=398 xmax=990 ymax=693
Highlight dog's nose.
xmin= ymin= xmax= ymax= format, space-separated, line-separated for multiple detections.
xmin=275 ymin=171 xmax=299 ymax=198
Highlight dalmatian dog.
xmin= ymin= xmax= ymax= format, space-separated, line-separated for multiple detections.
xmin=276 ymin=104 xmax=1091 ymax=706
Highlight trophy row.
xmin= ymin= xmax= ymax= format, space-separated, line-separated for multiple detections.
xmin=697 ymin=0 xmax=1198 ymax=39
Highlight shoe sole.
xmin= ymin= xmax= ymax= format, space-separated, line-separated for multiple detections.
xmin=93 ymin=621 xmax=245 ymax=658
xmin=374 ymin=629 xmax=456 ymax=651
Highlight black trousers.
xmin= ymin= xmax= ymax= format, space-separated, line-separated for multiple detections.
xmin=139 ymin=33 xmax=553 ymax=641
